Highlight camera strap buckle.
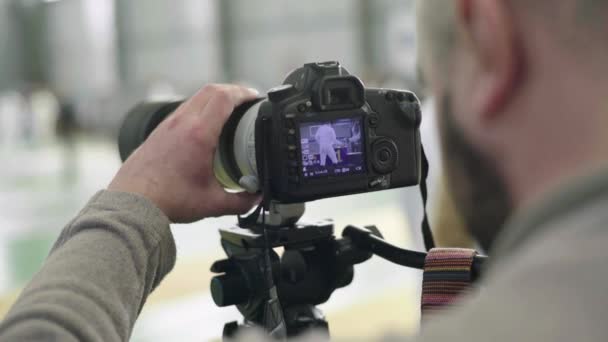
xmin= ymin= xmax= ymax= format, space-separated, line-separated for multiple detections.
xmin=421 ymin=248 xmax=479 ymax=320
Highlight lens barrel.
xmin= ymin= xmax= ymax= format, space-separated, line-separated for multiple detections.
xmin=118 ymin=101 xmax=183 ymax=162
xmin=118 ymin=99 xmax=263 ymax=192
xmin=214 ymin=99 xmax=264 ymax=191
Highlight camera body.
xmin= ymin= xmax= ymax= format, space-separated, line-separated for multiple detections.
xmin=119 ymin=61 xmax=424 ymax=204
xmin=225 ymin=62 xmax=423 ymax=203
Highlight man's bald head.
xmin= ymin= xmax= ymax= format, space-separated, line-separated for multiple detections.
xmin=417 ymin=0 xmax=608 ymax=75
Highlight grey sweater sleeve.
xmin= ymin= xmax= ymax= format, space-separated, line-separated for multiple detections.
xmin=0 ymin=190 xmax=176 ymax=342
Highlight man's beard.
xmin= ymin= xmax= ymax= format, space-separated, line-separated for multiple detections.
xmin=437 ymin=95 xmax=513 ymax=252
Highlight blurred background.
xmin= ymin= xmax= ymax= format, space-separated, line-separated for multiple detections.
xmin=0 ymin=0 xmax=450 ymax=340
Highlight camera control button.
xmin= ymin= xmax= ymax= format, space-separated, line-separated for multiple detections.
xmin=372 ymin=139 xmax=398 ymax=174
xmin=286 ymin=135 xmax=296 ymax=145
xmin=369 ymin=176 xmax=391 ymax=189
xmin=378 ymin=150 xmax=391 ymax=163
xmin=398 ymin=102 xmax=422 ymax=128
xmin=368 ymin=114 xmax=380 ymax=128
xmin=285 ymin=119 xmax=296 ymax=129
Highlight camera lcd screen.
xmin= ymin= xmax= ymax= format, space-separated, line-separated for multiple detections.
xmin=299 ymin=118 xmax=366 ymax=179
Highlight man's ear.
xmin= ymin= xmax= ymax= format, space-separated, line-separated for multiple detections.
xmin=456 ymin=0 xmax=521 ymax=121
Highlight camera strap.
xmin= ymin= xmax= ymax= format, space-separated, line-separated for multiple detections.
xmin=420 ymin=145 xmax=436 ymax=251
xmin=238 ymin=117 xmax=288 ymax=340
xmin=418 ymin=147 xmax=481 ymax=320
xmin=421 ymin=248 xmax=478 ymax=319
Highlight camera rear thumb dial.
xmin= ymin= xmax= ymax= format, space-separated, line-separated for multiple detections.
xmin=372 ymin=139 xmax=399 ymax=174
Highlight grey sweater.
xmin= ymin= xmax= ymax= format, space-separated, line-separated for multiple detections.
xmin=0 ymin=191 xmax=176 ymax=341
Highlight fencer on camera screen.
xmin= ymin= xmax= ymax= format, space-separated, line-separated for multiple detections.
xmin=300 ymin=118 xmax=365 ymax=179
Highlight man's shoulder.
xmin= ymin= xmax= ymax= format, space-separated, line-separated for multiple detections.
xmin=485 ymin=190 xmax=608 ymax=306
xmin=418 ymin=196 xmax=608 ymax=342
xmin=488 ymin=176 xmax=608 ymax=285
xmin=497 ymin=190 xmax=608 ymax=276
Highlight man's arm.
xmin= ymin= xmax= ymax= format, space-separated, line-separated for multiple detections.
xmin=0 ymin=191 xmax=175 ymax=341
xmin=0 ymin=85 xmax=260 ymax=341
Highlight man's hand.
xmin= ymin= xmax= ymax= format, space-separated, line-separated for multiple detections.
xmin=109 ymin=84 xmax=261 ymax=223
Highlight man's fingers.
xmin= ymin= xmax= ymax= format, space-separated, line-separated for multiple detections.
xmin=178 ymin=84 xmax=258 ymax=118
xmin=177 ymin=84 xmax=217 ymax=117
xmin=202 ymin=85 xmax=259 ymax=140
xmin=214 ymin=189 xmax=262 ymax=216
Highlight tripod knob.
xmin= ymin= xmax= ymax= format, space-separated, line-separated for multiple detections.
xmin=211 ymin=274 xmax=250 ymax=307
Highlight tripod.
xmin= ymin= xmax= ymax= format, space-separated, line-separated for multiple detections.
xmin=210 ymin=202 xmax=381 ymax=339
xmin=210 ymin=202 xmax=487 ymax=340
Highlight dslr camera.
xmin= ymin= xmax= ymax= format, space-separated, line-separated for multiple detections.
xmin=119 ymin=61 xmax=424 ymax=203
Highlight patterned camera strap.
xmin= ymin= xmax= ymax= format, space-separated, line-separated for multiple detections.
xmin=421 ymin=248 xmax=478 ymax=319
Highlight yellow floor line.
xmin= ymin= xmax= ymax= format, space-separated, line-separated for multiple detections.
xmin=0 ymin=292 xmax=18 ymax=319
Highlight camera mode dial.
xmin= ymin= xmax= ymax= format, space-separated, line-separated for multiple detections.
xmin=268 ymin=85 xmax=296 ymax=103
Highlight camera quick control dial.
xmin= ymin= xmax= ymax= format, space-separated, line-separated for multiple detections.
xmin=371 ymin=139 xmax=399 ymax=174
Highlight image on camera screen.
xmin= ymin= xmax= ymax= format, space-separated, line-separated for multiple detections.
xmin=299 ymin=118 xmax=365 ymax=179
